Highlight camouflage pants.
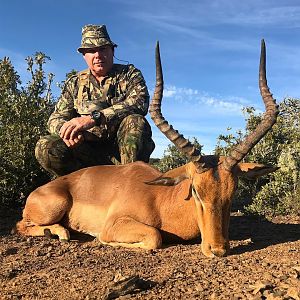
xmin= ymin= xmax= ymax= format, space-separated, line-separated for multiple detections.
xmin=35 ymin=114 xmax=155 ymax=176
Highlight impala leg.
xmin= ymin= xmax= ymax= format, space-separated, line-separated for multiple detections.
xmin=15 ymin=186 xmax=71 ymax=241
xmin=16 ymin=221 xmax=70 ymax=241
xmin=99 ymin=217 xmax=162 ymax=250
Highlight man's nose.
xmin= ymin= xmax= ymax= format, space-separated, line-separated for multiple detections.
xmin=94 ymin=50 xmax=104 ymax=58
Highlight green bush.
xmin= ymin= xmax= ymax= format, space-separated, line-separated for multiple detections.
xmin=246 ymin=139 xmax=300 ymax=216
xmin=0 ymin=53 xmax=54 ymax=206
xmin=215 ymin=98 xmax=300 ymax=217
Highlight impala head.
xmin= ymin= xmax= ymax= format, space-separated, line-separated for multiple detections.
xmin=148 ymin=41 xmax=279 ymax=257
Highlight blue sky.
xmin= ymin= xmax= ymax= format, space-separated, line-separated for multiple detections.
xmin=1 ymin=0 xmax=300 ymax=158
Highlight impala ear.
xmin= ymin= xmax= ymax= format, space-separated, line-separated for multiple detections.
xmin=145 ymin=164 xmax=191 ymax=186
xmin=145 ymin=174 xmax=188 ymax=186
xmin=236 ymin=163 xmax=279 ymax=179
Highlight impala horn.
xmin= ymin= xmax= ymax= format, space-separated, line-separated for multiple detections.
xmin=223 ymin=39 xmax=279 ymax=171
xmin=149 ymin=41 xmax=209 ymax=173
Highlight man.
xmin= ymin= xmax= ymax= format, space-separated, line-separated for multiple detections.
xmin=35 ymin=24 xmax=155 ymax=176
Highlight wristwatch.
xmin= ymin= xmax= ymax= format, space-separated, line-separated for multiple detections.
xmin=90 ymin=110 xmax=104 ymax=126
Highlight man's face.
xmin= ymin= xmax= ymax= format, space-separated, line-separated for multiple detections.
xmin=82 ymin=45 xmax=114 ymax=77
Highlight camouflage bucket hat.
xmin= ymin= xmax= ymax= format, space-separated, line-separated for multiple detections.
xmin=77 ymin=24 xmax=117 ymax=53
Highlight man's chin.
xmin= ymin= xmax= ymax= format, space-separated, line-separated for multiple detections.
xmin=92 ymin=67 xmax=106 ymax=76
xmin=94 ymin=65 xmax=104 ymax=71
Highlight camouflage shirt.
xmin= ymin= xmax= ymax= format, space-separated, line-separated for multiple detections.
xmin=48 ymin=64 xmax=150 ymax=136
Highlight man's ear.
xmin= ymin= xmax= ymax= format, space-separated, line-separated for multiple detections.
xmin=236 ymin=163 xmax=279 ymax=179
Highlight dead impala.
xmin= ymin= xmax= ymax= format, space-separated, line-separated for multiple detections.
xmin=16 ymin=40 xmax=278 ymax=257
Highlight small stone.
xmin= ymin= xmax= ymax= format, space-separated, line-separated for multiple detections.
xmin=250 ymin=281 xmax=273 ymax=295
xmin=195 ymin=283 xmax=204 ymax=292
xmin=263 ymin=290 xmax=282 ymax=300
xmin=4 ymin=247 xmax=18 ymax=256
xmin=286 ymin=287 xmax=300 ymax=300
xmin=292 ymin=266 xmax=300 ymax=279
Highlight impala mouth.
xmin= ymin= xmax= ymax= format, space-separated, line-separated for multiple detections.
xmin=210 ymin=247 xmax=227 ymax=257
xmin=201 ymin=242 xmax=229 ymax=258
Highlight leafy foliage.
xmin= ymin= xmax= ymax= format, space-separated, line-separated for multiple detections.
xmin=56 ymin=69 xmax=77 ymax=90
xmin=215 ymin=98 xmax=300 ymax=216
xmin=0 ymin=53 xmax=54 ymax=206
xmin=245 ymin=99 xmax=300 ymax=216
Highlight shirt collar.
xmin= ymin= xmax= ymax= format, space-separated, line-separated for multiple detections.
xmin=88 ymin=64 xmax=119 ymax=86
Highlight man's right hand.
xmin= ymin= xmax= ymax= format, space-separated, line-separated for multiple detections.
xmin=60 ymin=116 xmax=98 ymax=148
xmin=62 ymin=131 xmax=101 ymax=148
xmin=59 ymin=116 xmax=96 ymax=140
xmin=62 ymin=133 xmax=84 ymax=148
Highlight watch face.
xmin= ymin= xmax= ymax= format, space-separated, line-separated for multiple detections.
xmin=91 ymin=111 xmax=102 ymax=126
xmin=92 ymin=111 xmax=101 ymax=119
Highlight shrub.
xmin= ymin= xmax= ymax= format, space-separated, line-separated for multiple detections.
xmin=0 ymin=53 xmax=54 ymax=206
xmin=246 ymin=140 xmax=300 ymax=216
xmin=215 ymin=98 xmax=300 ymax=217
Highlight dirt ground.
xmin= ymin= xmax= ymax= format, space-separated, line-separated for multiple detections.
xmin=0 ymin=206 xmax=299 ymax=300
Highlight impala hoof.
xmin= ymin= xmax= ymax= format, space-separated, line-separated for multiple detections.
xmin=59 ymin=238 xmax=69 ymax=243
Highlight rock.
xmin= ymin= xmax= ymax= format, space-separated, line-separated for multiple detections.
xmin=250 ymin=281 xmax=273 ymax=295
xmin=104 ymin=275 xmax=156 ymax=300
xmin=3 ymin=247 xmax=18 ymax=256
xmin=286 ymin=287 xmax=300 ymax=300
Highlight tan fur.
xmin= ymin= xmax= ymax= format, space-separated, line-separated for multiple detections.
xmin=16 ymin=159 xmax=277 ymax=257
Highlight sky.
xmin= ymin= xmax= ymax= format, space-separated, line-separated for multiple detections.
xmin=1 ymin=0 xmax=300 ymax=158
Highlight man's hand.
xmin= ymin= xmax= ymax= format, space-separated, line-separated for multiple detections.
xmin=62 ymin=133 xmax=84 ymax=148
xmin=60 ymin=116 xmax=96 ymax=148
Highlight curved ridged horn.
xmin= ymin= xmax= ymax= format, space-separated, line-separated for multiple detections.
xmin=223 ymin=39 xmax=279 ymax=171
xmin=149 ymin=41 xmax=207 ymax=172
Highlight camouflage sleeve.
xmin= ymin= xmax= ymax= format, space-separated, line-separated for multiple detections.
xmin=101 ymin=65 xmax=149 ymax=123
xmin=47 ymin=76 xmax=78 ymax=135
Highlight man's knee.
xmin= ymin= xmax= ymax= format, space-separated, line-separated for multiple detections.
xmin=117 ymin=114 xmax=155 ymax=163
xmin=35 ymin=135 xmax=71 ymax=176
xmin=118 ymin=114 xmax=155 ymax=139
xmin=35 ymin=135 xmax=56 ymax=168
xmin=35 ymin=135 xmax=114 ymax=176
xmin=119 ymin=114 xmax=148 ymax=132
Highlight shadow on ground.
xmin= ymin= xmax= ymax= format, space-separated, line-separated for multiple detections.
xmin=229 ymin=214 xmax=300 ymax=255
xmin=1 ymin=206 xmax=299 ymax=256
xmin=0 ymin=206 xmax=22 ymax=236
